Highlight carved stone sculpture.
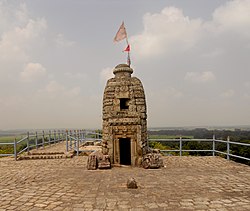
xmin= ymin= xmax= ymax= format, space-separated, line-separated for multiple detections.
xmin=87 ymin=152 xmax=98 ymax=170
xmin=142 ymin=148 xmax=164 ymax=169
xmin=87 ymin=150 xmax=111 ymax=170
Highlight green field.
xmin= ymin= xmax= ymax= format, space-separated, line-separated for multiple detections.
xmin=0 ymin=135 xmax=29 ymax=156
xmin=0 ymin=136 xmax=14 ymax=155
xmin=0 ymin=135 xmax=34 ymax=155
xmin=0 ymin=135 xmax=25 ymax=143
xmin=0 ymin=136 xmax=15 ymax=143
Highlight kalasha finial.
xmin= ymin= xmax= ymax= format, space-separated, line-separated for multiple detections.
xmin=113 ymin=64 xmax=133 ymax=78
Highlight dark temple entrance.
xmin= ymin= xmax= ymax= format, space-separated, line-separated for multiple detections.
xmin=119 ymin=138 xmax=131 ymax=165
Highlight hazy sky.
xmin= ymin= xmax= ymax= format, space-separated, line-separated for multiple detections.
xmin=1 ymin=0 xmax=250 ymax=130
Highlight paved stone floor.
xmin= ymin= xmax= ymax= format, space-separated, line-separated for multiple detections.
xmin=0 ymin=142 xmax=250 ymax=211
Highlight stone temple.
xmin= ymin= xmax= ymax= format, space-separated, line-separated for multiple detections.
xmin=102 ymin=64 xmax=148 ymax=166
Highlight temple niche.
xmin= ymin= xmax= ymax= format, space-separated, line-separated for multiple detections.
xmin=102 ymin=64 xmax=148 ymax=166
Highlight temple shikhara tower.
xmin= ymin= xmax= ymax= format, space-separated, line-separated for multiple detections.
xmin=102 ymin=64 xmax=148 ymax=166
xmin=87 ymin=22 xmax=162 ymax=170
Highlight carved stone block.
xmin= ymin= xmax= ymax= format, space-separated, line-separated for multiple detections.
xmin=127 ymin=178 xmax=138 ymax=189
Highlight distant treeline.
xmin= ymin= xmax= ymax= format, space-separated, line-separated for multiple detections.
xmin=148 ymin=128 xmax=250 ymax=141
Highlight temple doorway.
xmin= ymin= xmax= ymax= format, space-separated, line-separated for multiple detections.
xmin=119 ymin=138 xmax=131 ymax=165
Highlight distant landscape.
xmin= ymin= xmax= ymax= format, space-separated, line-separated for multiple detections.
xmin=1 ymin=125 xmax=250 ymax=136
xmin=1 ymin=126 xmax=250 ymax=165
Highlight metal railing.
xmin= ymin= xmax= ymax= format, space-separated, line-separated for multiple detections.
xmin=0 ymin=130 xmax=65 ymax=160
xmin=65 ymin=130 xmax=102 ymax=155
xmin=1 ymin=131 xmax=249 ymax=163
xmin=149 ymin=136 xmax=250 ymax=162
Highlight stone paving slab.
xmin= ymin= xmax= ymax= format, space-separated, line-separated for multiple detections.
xmin=0 ymin=142 xmax=250 ymax=210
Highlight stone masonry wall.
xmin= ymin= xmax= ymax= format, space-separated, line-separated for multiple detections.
xmin=102 ymin=64 xmax=147 ymax=166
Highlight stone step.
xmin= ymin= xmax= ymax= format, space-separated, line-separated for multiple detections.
xmin=18 ymin=152 xmax=74 ymax=160
xmin=27 ymin=151 xmax=65 ymax=155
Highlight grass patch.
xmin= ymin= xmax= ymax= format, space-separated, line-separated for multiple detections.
xmin=0 ymin=135 xmax=27 ymax=143
xmin=0 ymin=136 xmax=16 ymax=143
xmin=0 ymin=135 xmax=28 ymax=155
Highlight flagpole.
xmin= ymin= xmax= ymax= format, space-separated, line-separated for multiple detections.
xmin=113 ymin=21 xmax=131 ymax=67
xmin=124 ymin=22 xmax=131 ymax=67
xmin=125 ymin=35 xmax=131 ymax=67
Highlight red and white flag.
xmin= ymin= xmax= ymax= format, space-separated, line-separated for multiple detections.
xmin=123 ymin=44 xmax=130 ymax=52
xmin=113 ymin=21 xmax=127 ymax=42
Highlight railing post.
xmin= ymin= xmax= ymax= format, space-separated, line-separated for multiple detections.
xmin=74 ymin=130 xmax=77 ymax=148
xmin=180 ymin=135 xmax=182 ymax=156
xmin=42 ymin=130 xmax=45 ymax=149
xmin=78 ymin=130 xmax=81 ymax=144
xmin=227 ymin=136 xmax=230 ymax=160
xmin=66 ymin=130 xmax=68 ymax=152
xmin=83 ymin=130 xmax=85 ymax=143
xmin=49 ymin=130 xmax=51 ymax=146
xmin=213 ymin=135 xmax=215 ymax=156
xmin=27 ymin=132 xmax=30 ymax=153
xmin=58 ymin=130 xmax=60 ymax=142
xmin=60 ymin=130 xmax=62 ymax=142
xmin=14 ymin=137 xmax=17 ymax=161
xmin=70 ymin=130 xmax=72 ymax=150
xmin=54 ymin=130 xmax=58 ymax=143
xmin=58 ymin=130 xmax=61 ymax=142
xmin=81 ymin=130 xmax=84 ymax=143
xmin=35 ymin=131 xmax=38 ymax=150
xmin=77 ymin=131 xmax=79 ymax=156
xmin=54 ymin=130 xmax=56 ymax=144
